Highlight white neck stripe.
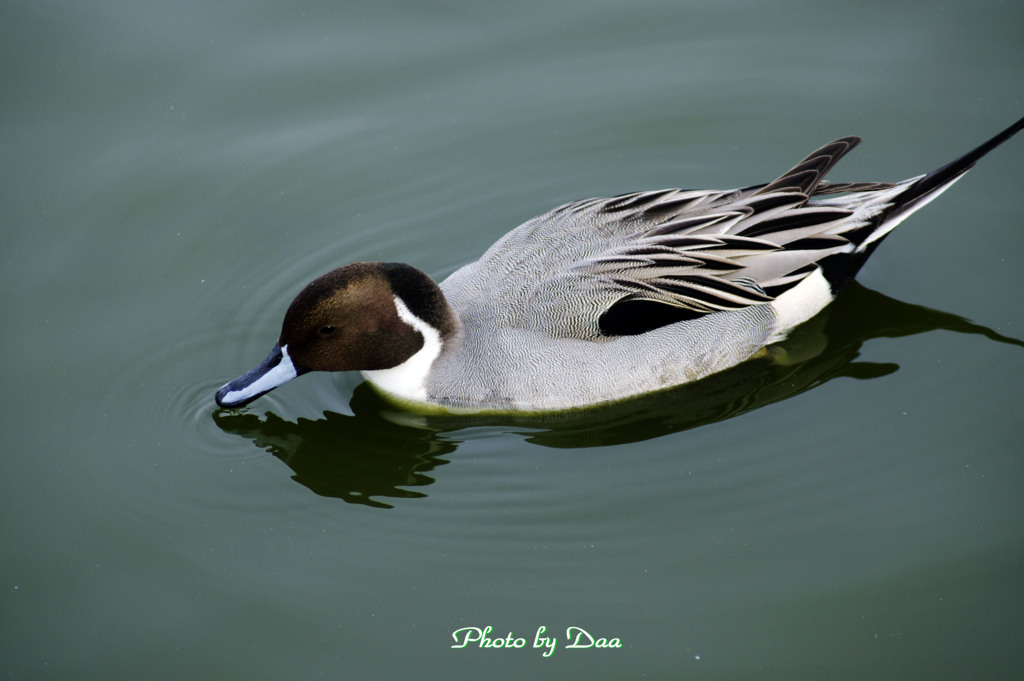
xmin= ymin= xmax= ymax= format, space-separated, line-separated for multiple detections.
xmin=361 ymin=296 xmax=443 ymax=403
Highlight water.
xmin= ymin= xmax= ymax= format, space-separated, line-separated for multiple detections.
xmin=3 ymin=0 xmax=1023 ymax=679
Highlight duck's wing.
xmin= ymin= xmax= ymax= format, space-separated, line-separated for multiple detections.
xmin=572 ymin=115 xmax=1024 ymax=338
xmin=548 ymin=137 xmax=879 ymax=337
xmin=574 ymin=219 xmax=854 ymax=336
xmin=489 ymin=117 xmax=1024 ymax=340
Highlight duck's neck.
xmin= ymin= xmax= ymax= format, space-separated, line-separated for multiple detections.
xmin=362 ymin=264 xmax=458 ymax=403
xmin=379 ymin=262 xmax=459 ymax=338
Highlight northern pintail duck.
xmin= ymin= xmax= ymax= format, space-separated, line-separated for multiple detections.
xmin=216 ymin=116 xmax=1023 ymax=412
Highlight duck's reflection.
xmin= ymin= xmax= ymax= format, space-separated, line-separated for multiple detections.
xmin=212 ymin=407 xmax=456 ymax=508
xmin=213 ymin=283 xmax=1022 ymax=507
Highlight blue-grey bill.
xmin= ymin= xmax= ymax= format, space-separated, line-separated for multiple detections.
xmin=215 ymin=344 xmax=305 ymax=408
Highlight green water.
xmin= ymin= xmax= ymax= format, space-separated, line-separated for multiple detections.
xmin=3 ymin=0 xmax=1023 ymax=679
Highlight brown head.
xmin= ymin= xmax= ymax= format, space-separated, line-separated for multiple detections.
xmin=215 ymin=262 xmax=455 ymax=408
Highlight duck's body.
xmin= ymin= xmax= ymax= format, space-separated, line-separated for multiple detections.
xmin=216 ymin=117 xmax=1023 ymax=412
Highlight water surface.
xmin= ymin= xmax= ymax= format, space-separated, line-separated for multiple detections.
xmin=3 ymin=0 xmax=1023 ymax=679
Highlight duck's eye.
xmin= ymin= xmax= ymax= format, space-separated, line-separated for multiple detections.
xmin=318 ymin=325 xmax=336 ymax=337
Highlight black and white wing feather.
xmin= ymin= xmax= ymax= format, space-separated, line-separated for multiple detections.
xmin=459 ymin=116 xmax=1024 ymax=340
xmin=574 ymin=137 xmax=872 ymax=336
xmin=571 ymin=117 xmax=1024 ymax=338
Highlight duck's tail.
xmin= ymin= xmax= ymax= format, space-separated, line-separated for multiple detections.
xmin=870 ymin=114 xmax=1024 ymax=248
xmin=814 ymin=115 xmax=1023 ymax=293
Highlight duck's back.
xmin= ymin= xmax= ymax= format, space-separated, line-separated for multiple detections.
xmin=431 ymin=191 xmax=776 ymax=410
xmin=440 ymin=188 xmax=741 ymax=338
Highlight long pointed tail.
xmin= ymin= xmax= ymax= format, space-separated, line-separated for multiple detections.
xmin=821 ymin=115 xmax=1023 ymax=292
xmin=886 ymin=115 xmax=1024 ymax=224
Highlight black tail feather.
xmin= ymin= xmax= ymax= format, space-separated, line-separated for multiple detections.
xmin=894 ymin=115 xmax=1024 ymax=212
xmin=820 ymin=115 xmax=1023 ymax=294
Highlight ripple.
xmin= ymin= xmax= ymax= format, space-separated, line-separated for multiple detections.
xmin=96 ymin=324 xmax=307 ymax=460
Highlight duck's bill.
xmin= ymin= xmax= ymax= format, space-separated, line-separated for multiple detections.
xmin=215 ymin=343 xmax=308 ymax=408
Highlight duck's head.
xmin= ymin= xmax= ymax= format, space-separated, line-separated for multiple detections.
xmin=215 ymin=262 xmax=456 ymax=408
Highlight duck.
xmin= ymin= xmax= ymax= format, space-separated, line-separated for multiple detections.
xmin=216 ymin=116 xmax=1023 ymax=413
